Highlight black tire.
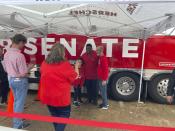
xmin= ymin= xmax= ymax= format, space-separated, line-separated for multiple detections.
xmin=148 ymin=74 xmax=170 ymax=104
xmin=110 ymin=72 xmax=141 ymax=101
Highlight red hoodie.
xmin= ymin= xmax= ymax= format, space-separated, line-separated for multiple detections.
xmin=82 ymin=51 xmax=98 ymax=79
xmin=97 ymin=56 xmax=109 ymax=81
xmin=73 ymin=67 xmax=85 ymax=87
xmin=39 ymin=61 xmax=77 ymax=107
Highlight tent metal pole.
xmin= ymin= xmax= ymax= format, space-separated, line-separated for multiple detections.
xmin=138 ymin=40 xmax=146 ymax=103
xmin=115 ymin=3 xmax=143 ymax=28
xmin=19 ymin=24 xmax=45 ymax=33
xmin=138 ymin=29 xmax=147 ymax=103
xmin=169 ymin=27 xmax=175 ymax=36
xmin=6 ymin=5 xmax=44 ymax=16
xmin=43 ymin=23 xmax=48 ymax=58
xmin=115 ymin=1 xmax=175 ymax=4
xmin=50 ymin=15 xmax=85 ymax=25
xmin=2 ymin=0 xmax=175 ymax=5
xmin=47 ymin=4 xmax=87 ymax=16
xmin=20 ymin=16 xmax=85 ymax=33
xmin=18 ymin=13 xmax=44 ymax=34
xmin=148 ymin=15 xmax=175 ymax=37
xmin=56 ymin=25 xmax=85 ymax=34
xmin=89 ymin=15 xmax=166 ymax=35
xmin=43 ymin=35 xmax=47 ymax=58
xmin=76 ymin=16 xmax=88 ymax=35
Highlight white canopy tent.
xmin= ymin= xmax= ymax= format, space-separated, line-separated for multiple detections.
xmin=0 ymin=0 xmax=175 ymax=102
xmin=0 ymin=0 xmax=174 ymax=38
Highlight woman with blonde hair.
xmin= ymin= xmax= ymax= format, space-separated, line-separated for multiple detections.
xmin=96 ymin=46 xmax=109 ymax=110
xmin=39 ymin=43 xmax=78 ymax=131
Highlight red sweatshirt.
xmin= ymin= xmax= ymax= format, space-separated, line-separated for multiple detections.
xmin=97 ymin=56 xmax=109 ymax=81
xmin=81 ymin=51 xmax=98 ymax=79
xmin=39 ymin=61 xmax=77 ymax=107
xmin=73 ymin=67 xmax=85 ymax=87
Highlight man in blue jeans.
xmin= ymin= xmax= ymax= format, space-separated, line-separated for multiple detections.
xmin=3 ymin=34 xmax=34 ymax=129
xmin=96 ymin=46 xmax=109 ymax=109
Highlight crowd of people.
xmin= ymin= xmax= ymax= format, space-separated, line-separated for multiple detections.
xmin=0 ymin=34 xmax=175 ymax=131
xmin=0 ymin=34 xmax=109 ymax=131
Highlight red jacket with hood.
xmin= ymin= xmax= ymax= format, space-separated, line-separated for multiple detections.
xmin=97 ymin=56 xmax=109 ymax=81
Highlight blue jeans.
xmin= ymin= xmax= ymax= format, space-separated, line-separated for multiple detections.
xmin=48 ymin=105 xmax=71 ymax=131
xmin=8 ymin=77 xmax=28 ymax=129
xmin=73 ymin=86 xmax=82 ymax=101
xmin=85 ymin=79 xmax=98 ymax=102
xmin=98 ymin=80 xmax=108 ymax=107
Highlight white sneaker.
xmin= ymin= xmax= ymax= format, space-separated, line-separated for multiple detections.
xmin=101 ymin=106 xmax=108 ymax=110
xmin=0 ymin=103 xmax=7 ymax=106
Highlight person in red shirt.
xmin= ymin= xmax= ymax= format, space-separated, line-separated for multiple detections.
xmin=73 ymin=58 xmax=85 ymax=107
xmin=81 ymin=44 xmax=98 ymax=105
xmin=97 ymin=46 xmax=109 ymax=110
xmin=39 ymin=44 xmax=78 ymax=131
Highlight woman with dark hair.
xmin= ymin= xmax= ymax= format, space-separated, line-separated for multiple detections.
xmin=39 ymin=44 xmax=78 ymax=131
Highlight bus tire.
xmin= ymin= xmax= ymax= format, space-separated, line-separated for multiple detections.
xmin=148 ymin=74 xmax=170 ymax=104
xmin=110 ymin=72 xmax=141 ymax=101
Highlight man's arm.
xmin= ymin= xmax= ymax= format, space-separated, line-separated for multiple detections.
xmin=17 ymin=54 xmax=34 ymax=77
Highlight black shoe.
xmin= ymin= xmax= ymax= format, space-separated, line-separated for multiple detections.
xmin=73 ymin=101 xmax=80 ymax=107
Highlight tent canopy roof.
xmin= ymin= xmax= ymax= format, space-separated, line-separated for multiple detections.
xmin=0 ymin=0 xmax=175 ymax=39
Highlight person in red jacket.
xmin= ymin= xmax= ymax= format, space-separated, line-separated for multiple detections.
xmin=73 ymin=58 xmax=85 ymax=107
xmin=39 ymin=44 xmax=78 ymax=131
xmin=81 ymin=44 xmax=98 ymax=105
xmin=97 ymin=46 xmax=109 ymax=110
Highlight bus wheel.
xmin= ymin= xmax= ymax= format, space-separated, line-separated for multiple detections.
xmin=148 ymin=74 xmax=170 ymax=104
xmin=111 ymin=72 xmax=141 ymax=101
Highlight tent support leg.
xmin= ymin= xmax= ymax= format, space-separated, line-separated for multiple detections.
xmin=138 ymin=40 xmax=146 ymax=103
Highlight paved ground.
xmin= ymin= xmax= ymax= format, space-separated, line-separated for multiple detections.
xmin=1 ymin=92 xmax=175 ymax=131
